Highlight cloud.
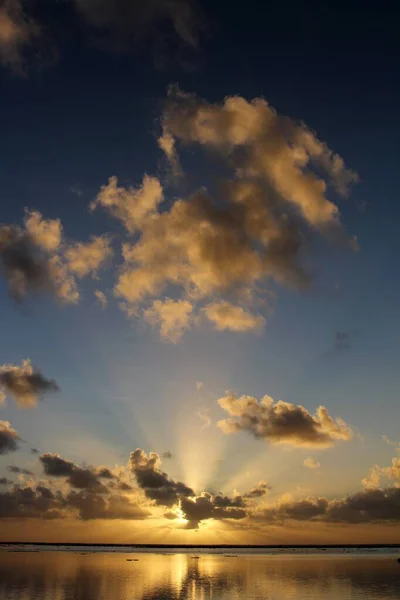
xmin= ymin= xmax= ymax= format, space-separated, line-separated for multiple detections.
xmin=0 ymin=0 xmax=39 ymax=72
xmin=72 ymin=0 xmax=202 ymax=55
xmin=196 ymin=381 xmax=203 ymax=391
xmin=362 ymin=465 xmax=382 ymax=489
xmin=7 ymin=465 xmax=33 ymax=476
xmin=95 ymin=289 xmax=108 ymax=308
xmin=0 ymin=359 xmax=59 ymax=408
xmin=24 ymin=210 xmax=62 ymax=253
xmin=303 ymin=457 xmax=321 ymax=470
xmin=0 ymin=483 xmax=148 ymax=521
xmin=0 ymin=421 xmax=19 ymax=455
xmin=203 ymin=301 xmax=265 ymax=332
xmin=333 ymin=329 xmax=359 ymax=353
xmin=31 ymin=448 xmax=39 ymax=454
xmin=129 ymin=448 xmax=194 ymax=507
xmin=0 ymin=211 xmax=113 ymax=305
xmin=64 ymin=236 xmax=113 ymax=278
xmin=382 ymin=434 xmax=399 ymax=447
xmin=40 ymin=453 xmax=75 ymax=477
xmin=65 ymin=489 xmax=149 ymax=520
xmin=40 ymin=453 xmax=110 ymax=493
xmin=243 ymin=480 xmax=271 ymax=499
xmin=197 ymin=409 xmax=211 ymax=429
xmin=362 ymin=456 xmax=400 ymax=489
xmin=92 ymin=175 xmax=164 ymax=233
xmin=217 ymin=392 xmax=353 ymax=448
xmin=143 ymin=298 xmax=193 ymax=342
xmin=91 ymin=89 xmax=358 ymax=341
xmin=162 ymin=451 xmax=173 ymax=459
xmin=160 ymin=87 xmax=358 ymax=226
xmin=0 ymin=478 xmax=12 ymax=485
xmin=181 ymin=492 xmax=246 ymax=529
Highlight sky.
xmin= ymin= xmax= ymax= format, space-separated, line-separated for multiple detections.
xmin=0 ymin=0 xmax=399 ymax=544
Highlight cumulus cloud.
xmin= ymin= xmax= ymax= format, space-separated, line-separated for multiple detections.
xmin=362 ymin=456 xmax=400 ymax=489
xmin=143 ymin=298 xmax=193 ymax=342
xmin=64 ymin=236 xmax=113 ymax=278
xmin=0 ymin=211 xmax=112 ymax=304
xmin=40 ymin=453 xmax=112 ymax=493
xmin=160 ymin=87 xmax=358 ymax=226
xmin=0 ymin=0 xmax=39 ymax=71
xmin=0 ymin=421 xmax=19 ymax=455
xmin=181 ymin=492 xmax=246 ymax=529
xmin=303 ymin=457 xmax=321 ymax=470
xmin=92 ymin=175 xmax=164 ymax=233
xmin=0 ymin=483 xmax=148 ymax=521
xmin=217 ymin=392 xmax=353 ymax=448
xmin=0 ymin=359 xmax=59 ymax=408
xmin=91 ymin=89 xmax=358 ymax=340
xmin=203 ymin=301 xmax=265 ymax=332
xmin=129 ymin=448 xmax=194 ymax=507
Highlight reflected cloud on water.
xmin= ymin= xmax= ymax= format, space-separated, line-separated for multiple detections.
xmin=0 ymin=552 xmax=399 ymax=600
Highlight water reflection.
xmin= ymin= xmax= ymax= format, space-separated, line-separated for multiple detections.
xmin=0 ymin=551 xmax=399 ymax=600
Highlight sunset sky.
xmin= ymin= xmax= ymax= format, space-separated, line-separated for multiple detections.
xmin=0 ymin=0 xmax=400 ymax=544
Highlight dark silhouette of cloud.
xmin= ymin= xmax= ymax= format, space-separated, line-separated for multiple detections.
xmin=40 ymin=453 xmax=109 ymax=493
xmin=129 ymin=448 xmax=194 ymax=507
xmin=181 ymin=492 xmax=247 ymax=529
xmin=73 ymin=0 xmax=203 ymax=58
xmin=0 ymin=477 xmax=12 ymax=485
xmin=243 ymin=480 xmax=271 ymax=499
xmin=0 ymin=359 xmax=59 ymax=408
xmin=0 ymin=421 xmax=19 ymax=455
xmin=162 ymin=450 xmax=173 ymax=459
xmin=217 ymin=392 xmax=353 ymax=448
xmin=7 ymin=465 xmax=33 ymax=476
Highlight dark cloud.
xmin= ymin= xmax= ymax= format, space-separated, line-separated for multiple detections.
xmin=0 ymin=484 xmax=148 ymax=521
xmin=129 ymin=448 xmax=194 ymax=507
xmin=254 ymin=487 xmax=400 ymax=524
xmin=73 ymin=0 xmax=203 ymax=57
xmin=0 ymin=485 xmax=63 ymax=519
xmin=0 ymin=477 xmax=12 ymax=485
xmin=7 ymin=466 xmax=34 ymax=476
xmin=0 ymin=421 xmax=19 ymax=455
xmin=213 ymin=494 xmax=245 ymax=508
xmin=31 ymin=448 xmax=39 ymax=454
xmin=334 ymin=329 xmax=359 ymax=352
xmin=326 ymin=487 xmax=400 ymax=523
xmin=95 ymin=467 xmax=116 ymax=479
xmin=217 ymin=392 xmax=353 ymax=448
xmin=40 ymin=453 xmax=75 ymax=477
xmin=40 ymin=453 xmax=109 ymax=493
xmin=0 ymin=359 xmax=59 ymax=408
xmin=181 ymin=493 xmax=247 ymax=529
xmin=162 ymin=451 xmax=173 ymax=459
xmin=0 ymin=226 xmax=53 ymax=301
xmin=243 ymin=481 xmax=271 ymax=499
xmin=65 ymin=489 xmax=148 ymax=520
xmin=108 ymin=480 xmax=133 ymax=492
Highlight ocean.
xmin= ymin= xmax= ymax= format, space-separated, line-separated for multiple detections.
xmin=0 ymin=546 xmax=399 ymax=599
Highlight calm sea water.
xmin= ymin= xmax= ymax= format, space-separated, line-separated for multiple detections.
xmin=1 ymin=548 xmax=400 ymax=599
